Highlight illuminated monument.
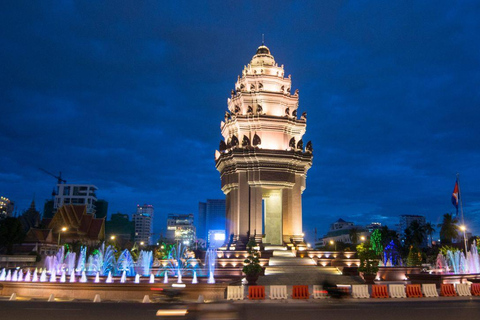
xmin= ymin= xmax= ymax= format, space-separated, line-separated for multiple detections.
xmin=215 ymin=44 xmax=313 ymax=247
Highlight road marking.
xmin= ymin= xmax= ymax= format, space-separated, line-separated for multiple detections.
xmin=24 ymin=308 xmax=83 ymax=311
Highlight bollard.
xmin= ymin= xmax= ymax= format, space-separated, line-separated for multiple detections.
xmin=142 ymin=295 xmax=151 ymax=303
xmin=48 ymin=294 xmax=55 ymax=302
xmin=93 ymin=294 xmax=102 ymax=303
xmin=9 ymin=293 xmax=17 ymax=301
xmin=197 ymin=294 xmax=205 ymax=303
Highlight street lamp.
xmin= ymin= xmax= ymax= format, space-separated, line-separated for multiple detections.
xmin=460 ymin=225 xmax=467 ymax=254
xmin=140 ymin=241 xmax=145 ymax=246
xmin=110 ymin=235 xmax=116 ymax=240
xmin=360 ymin=236 xmax=366 ymax=242
xmin=329 ymin=240 xmax=336 ymax=251
xmin=57 ymin=227 xmax=67 ymax=245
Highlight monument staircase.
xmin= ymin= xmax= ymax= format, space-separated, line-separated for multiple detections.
xmin=257 ymin=247 xmax=364 ymax=286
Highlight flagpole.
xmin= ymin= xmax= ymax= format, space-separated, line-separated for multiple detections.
xmin=457 ymin=173 xmax=467 ymax=253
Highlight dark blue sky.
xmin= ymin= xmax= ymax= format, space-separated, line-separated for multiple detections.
xmin=1 ymin=1 xmax=480 ymax=241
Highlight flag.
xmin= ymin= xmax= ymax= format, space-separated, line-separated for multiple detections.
xmin=451 ymin=179 xmax=459 ymax=209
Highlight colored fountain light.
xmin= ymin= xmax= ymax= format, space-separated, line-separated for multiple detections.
xmin=149 ymin=274 xmax=155 ymax=284
xmin=436 ymin=241 xmax=480 ymax=274
xmin=0 ymin=268 xmax=6 ymax=281
xmin=6 ymin=270 xmax=12 ymax=281
xmin=40 ymin=270 xmax=47 ymax=282
xmin=120 ymin=270 xmax=127 ymax=283
xmin=60 ymin=270 xmax=66 ymax=283
xmin=192 ymin=271 xmax=198 ymax=284
xmin=135 ymin=274 xmax=140 ymax=284
xmin=25 ymin=270 xmax=31 ymax=282
xmin=163 ymin=273 xmax=168 ymax=284
xmin=69 ymin=270 xmax=76 ymax=283
xmin=80 ymin=271 xmax=87 ymax=283
xmin=12 ymin=270 xmax=18 ymax=282
xmin=106 ymin=271 xmax=113 ymax=283
xmin=32 ymin=270 xmax=38 ymax=282
xmin=49 ymin=270 xmax=56 ymax=282
xmin=206 ymin=248 xmax=216 ymax=284
xmin=95 ymin=272 xmax=100 ymax=283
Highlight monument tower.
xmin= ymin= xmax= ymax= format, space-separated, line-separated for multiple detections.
xmin=215 ymin=44 xmax=313 ymax=248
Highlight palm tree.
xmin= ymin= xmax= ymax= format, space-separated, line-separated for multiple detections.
xmin=404 ymin=220 xmax=426 ymax=247
xmin=438 ymin=213 xmax=458 ymax=245
xmin=349 ymin=227 xmax=359 ymax=245
xmin=424 ymin=222 xmax=436 ymax=247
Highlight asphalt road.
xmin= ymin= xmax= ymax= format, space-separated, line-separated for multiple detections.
xmin=0 ymin=299 xmax=479 ymax=320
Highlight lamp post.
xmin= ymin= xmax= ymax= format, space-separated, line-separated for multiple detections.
xmin=360 ymin=236 xmax=366 ymax=242
xmin=57 ymin=227 xmax=67 ymax=245
xmin=460 ymin=225 xmax=467 ymax=254
xmin=329 ymin=240 xmax=336 ymax=251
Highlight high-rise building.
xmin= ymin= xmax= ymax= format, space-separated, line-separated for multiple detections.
xmin=215 ymin=44 xmax=313 ymax=247
xmin=398 ymin=214 xmax=427 ymax=246
xmin=54 ymin=184 xmax=97 ymax=214
xmin=106 ymin=212 xmax=134 ymax=246
xmin=166 ymin=213 xmax=196 ymax=246
xmin=95 ymin=199 xmax=109 ymax=219
xmin=0 ymin=196 xmax=14 ymax=220
xmin=197 ymin=199 xmax=226 ymax=241
xmin=133 ymin=204 xmax=154 ymax=245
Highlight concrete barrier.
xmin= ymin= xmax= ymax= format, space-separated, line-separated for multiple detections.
xmin=422 ymin=284 xmax=439 ymax=297
xmin=270 ymin=285 xmax=288 ymax=300
xmin=292 ymin=285 xmax=309 ymax=299
xmin=389 ymin=284 xmax=406 ymax=298
xmin=351 ymin=284 xmax=370 ymax=299
xmin=227 ymin=286 xmax=244 ymax=300
xmin=313 ymin=285 xmax=328 ymax=299
xmin=456 ymin=283 xmax=471 ymax=297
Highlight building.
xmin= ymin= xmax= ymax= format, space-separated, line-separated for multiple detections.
xmin=54 ymin=184 xmax=97 ymax=215
xmin=365 ymin=222 xmax=382 ymax=233
xmin=95 ymin=199 xmax=109 ymax=219
xmin=133 ymin=204 xmax=154 ymax=245
xmin=215 ymin=44 xmax=313 ymax=247
xmin=321 ymin=218 xmax=368 ymax=246
xmin=166 ymin=213 xmax=196 ymax=246
xmin=19 ymin=199 xmax=41 ymax=233
xmin=0 ymin=196 xmax=14 ymax=219
xmin=46 ymin=204 xmax=105 ymax=245
xmin=105 ymin=212 xmax=134 ymax=247
xmin=198 ymin=199 xmax=226 ymax=241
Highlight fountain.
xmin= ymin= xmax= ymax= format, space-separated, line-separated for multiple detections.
xmin=95 ymin=272 xmax=100 ymax=283
xmin=60 ymin=270 xmax=66 ymax=282
xmin=25 ymin=270 xmax=31 ymax=282
xmin=70 ymin=270 xmax=76 ymax=282
xmin=117 ymin=249 xmax=135 ymax=276
xmin=0 ymin=268 xmax=5 ymax=281
xmin=49 ymin=269 xmax=56 ymax=282
xmin=106 ymin=271 xmax=113 ymax=283
xmin=134 ymin=274 xmax=140 ymax=284
xmin=163 ymin=273 xmax=168 ymax=284
xmin=162 ymin=244 xmax=197 ymax=283
xmin=120 ymin=270 xmax=127 ymax=283
xmin=40 ymin=269 xmax=47 ymax=282
xmin=18 ymin=270 xmax=24 ymax=282
xmin=64 ymin=251 xmax=76 ymax=273
xmin=136 ymin=250 xmax=153 ymax=276
xmin=206 ymin=248 xmax=217 ymax=284
xmin=80 ymin=271 xmax=87 ymax=283
xmin=149 ymin=274 xmax=155 ymax=284
xmin=6 ymin=270 xmax=12 ymax=281
xmin=76 ymin=246 xmax=87 ymax=273
xmin=12 ymin=270 xmax=18 ymax=282
xmin=192 ymin=271 xmax=198 ymax=284
xmin=436 ymin=242 xmax=480 ymax=274
xmin=32 ymin=269 xmax=38 ymax=282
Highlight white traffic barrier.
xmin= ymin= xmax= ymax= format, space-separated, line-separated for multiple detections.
xmin=93 ymin=294 xmax=102 ymax=303
xmin=312 ymin=285 xmax=328 ymax=299
xmin=226 ymin=286 xmax=244 ymax=300
xmin=389 ymin=284 xmax=406 ymax=298
xmin=456 ymin=283 xmax=471 ymax=296
xmin=142 ymin=295 xmax=151 ymax=303
xmin=422 ymin=284 xmax=439 ymax=297
xmin=351 ymin=285 xmax=370 ymax=299
xmin=270 ymin=285 xmax=288 ymax=300
xmin=9 ymin=293 xmax=17 ymax=301
xmin=48 ymin=294 xmax=55 ymax=302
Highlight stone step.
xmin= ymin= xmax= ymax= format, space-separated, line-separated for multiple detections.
xmin=268 ymin=256 xmax=316 ymax=266
xmin=264 ymin=245 xmax=287 ymax=251
xmin=272 ymin=250 xmax=296 ymax=258
xmin=264 ymin=266 xmax=341 ymax=275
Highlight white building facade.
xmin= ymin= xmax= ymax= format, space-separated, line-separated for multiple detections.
xmin=133 ymin=204 xmax=154 ymax=245
xmin=54 ymin=184 xmax=97 ymax=214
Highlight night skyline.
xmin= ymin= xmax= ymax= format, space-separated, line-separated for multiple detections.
xmin=1 ymin=1 xmax=480 ymax=241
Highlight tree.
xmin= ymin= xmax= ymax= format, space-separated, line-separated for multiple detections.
xmin=349 ymin=227 xmax=359 ymax=245
xmin=356 ymin=241 xmax=380 ymax=275
xmin=438 ymin=213 xmax=458 ymax=244
xmin=371 ymin=229 xmax=383 ymax=255
xmin=0 ymin=217 xmax=26 ymax=254
xmin=424 ymin=222 xmax=436 ymax=247
xmin=406 ymin=246 xmax=422 ymax=266
xmin=404 ymin=220 xmax=426 ymax=248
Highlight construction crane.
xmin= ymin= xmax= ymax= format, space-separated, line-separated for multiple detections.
xmin=39 ymin=168 xmax=67 ymax=185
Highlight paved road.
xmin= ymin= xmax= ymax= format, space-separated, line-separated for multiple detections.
xmin=1 ymin=299 xmax=479 ymax=320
